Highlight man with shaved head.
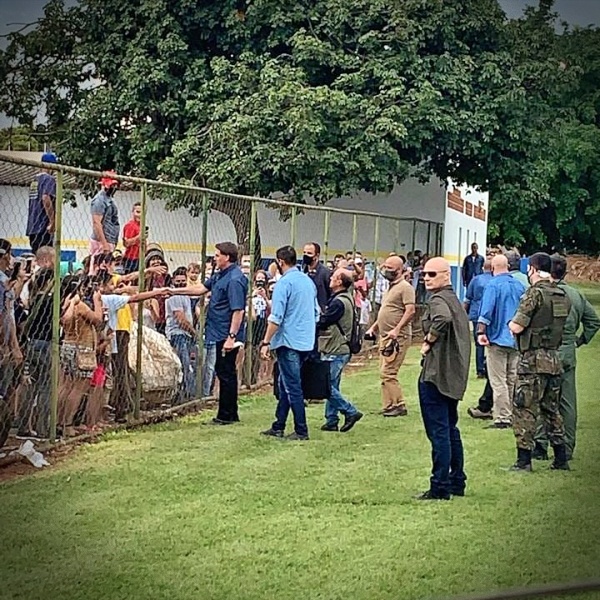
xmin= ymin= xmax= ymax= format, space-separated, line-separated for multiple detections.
xmin=366 ymin=255 xmax=416 ymax=417
xmin=417 ymin=257 xmax=470 ymax=500
xmin=472 ymin=254 xmax=526 ymax=428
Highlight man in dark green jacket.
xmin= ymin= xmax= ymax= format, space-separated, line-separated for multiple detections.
xmin=418 ymin=257 xmax=471 ymax=500
xmin=533 ymin=255 xmax=600 ymax=461
xmin=317 ymin=269 xmax=363 ymax=433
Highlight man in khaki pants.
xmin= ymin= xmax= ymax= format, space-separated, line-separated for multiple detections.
xmin=476 ymin=254 xmax=525 ymax=428
xmin=366 ymin=255 xmax=416 ymax=417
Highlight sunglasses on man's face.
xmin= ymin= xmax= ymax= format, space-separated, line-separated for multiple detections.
xmin=423 ymin=270 xmax=448 ymax=278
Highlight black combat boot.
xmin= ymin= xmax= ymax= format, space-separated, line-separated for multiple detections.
xmin=532 ymin=442 xmax=549 ymax=460
xmin=550 ymin=444 xmax=570 ymax=470
xmin=510 ymin=448 xmax=533 ymax=472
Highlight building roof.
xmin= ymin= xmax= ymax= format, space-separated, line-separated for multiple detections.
xmin=0 ymin=151 xmax=78 ymax=187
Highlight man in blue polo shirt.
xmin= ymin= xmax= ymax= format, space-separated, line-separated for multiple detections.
xmin=260 ymin=245 xmax=320 ymax=440
xmin=169 ymin=242 xmax=248 ymax=424
xmin=476 ymin=254 xmax=525 ymax=429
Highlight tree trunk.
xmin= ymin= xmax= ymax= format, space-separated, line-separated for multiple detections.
xmin=211 ymin=196 xmax=263 ymax=268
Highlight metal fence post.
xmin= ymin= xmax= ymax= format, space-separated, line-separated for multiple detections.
xmin=394 ymin=220 xmax=401 ymax=254
xmin=371 ymin=216 xmax=380 ymax=306
xmin=195 ymin=193 xmax=209 ymax=396
xmin=49 ymin=170 xmax=63 ymax=442
xmin=133 ymin=183 xmax=148 ymax=420
xmin=290 ymin=206 xmax=297 ymax=248
xmin=426 ymin=222 xmax=432 ymax=256
xmin=323 ymin=211 xmax=330 ymax=262
xmin=352 ymin=214 xmax=358 ymax=257
xmin=244 ymin=201 xmax=258 ymax=387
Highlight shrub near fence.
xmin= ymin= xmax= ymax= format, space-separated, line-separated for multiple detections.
xmin=0 ymin=154 xmax=442 ymax=444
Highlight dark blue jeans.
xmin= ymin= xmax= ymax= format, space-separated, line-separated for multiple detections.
xmin=272 ymin=346 xmax=310 ymax=437
xmin=170 ymin=334 xmax=197 ymax=401
xmin=472 ymin=321 xmax=486 ymax=375
xmin=323 ymin=353 xmax=359 ymax=426
xmin=418 ymin=380 xmax=467 ymax=498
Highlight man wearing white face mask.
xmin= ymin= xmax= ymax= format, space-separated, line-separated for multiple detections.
xmin=366 ymin=255 xmax=416 ymax=417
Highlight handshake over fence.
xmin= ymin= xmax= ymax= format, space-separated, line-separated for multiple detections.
xmin=0 ymin=153 xmax=443 ymax=445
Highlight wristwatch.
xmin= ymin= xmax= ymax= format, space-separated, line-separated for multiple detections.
xmin=228 ymin=332 xmax=237 ymax=339
xmin=261 ymin=340 xmax=270 ymax=347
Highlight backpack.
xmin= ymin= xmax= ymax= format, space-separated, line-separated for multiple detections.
xmin=336 ymin=293 xmax=362 ymax=355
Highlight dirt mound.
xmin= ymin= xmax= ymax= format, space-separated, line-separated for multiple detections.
xmin=566 ymin=255 xmax=600 ymax=284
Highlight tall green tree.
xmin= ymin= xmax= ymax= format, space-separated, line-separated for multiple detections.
xmin=1 ymin=0 xmax=595 ymax=252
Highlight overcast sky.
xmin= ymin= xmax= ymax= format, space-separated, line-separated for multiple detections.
xmin=1 ymin=0 xmax=599 ymax=36
xmin=0 ymin=0 xmax=598 ymax=128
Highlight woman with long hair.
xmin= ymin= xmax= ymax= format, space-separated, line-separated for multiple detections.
xmin=58 ymin=275 xmax=104 ymax=435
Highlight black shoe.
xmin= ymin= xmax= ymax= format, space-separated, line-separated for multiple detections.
xmin=260 ymin=428 xmax=284 ymax=438
xmin=550 ymin=444 xmax=570 ymax=470
xmin=467 ymin=407 xmax=494 ymax=420
xmin=415 ymin=490 xmax=450 ymax=501
xmin=383 ymin=405 xmax=407 ymax=417
xmin=285 ymin=432 xmax=309 ymax=441
xmin=532 ymin=442 xmax=549 ymax=460
xmin=320 ymin=423 xmax=339 ymax=432
xmin=340 ymin=411 xmax=363 ymax=433
xmin=210 ymin=417 xmax=236 ymax=426
xmin=486 ymin=421 xmax=511 ymax=429
xmin=510 ymin=448 xmax=533 ymax=472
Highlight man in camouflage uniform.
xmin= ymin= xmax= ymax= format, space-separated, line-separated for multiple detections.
xmin=508 ymin=252 xmax=571 ymax=472
xmin=533 ymin=254 xmax=600 ymax=461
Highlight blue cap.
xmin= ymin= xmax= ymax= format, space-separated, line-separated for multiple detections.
xmin=41 ymin=152 xmax=58 ymax=163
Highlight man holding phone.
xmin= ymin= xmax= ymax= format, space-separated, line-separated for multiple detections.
xmin=0 ymin=240 xmax=23 ymax=403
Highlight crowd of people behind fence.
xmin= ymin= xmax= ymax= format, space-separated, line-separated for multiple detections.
xmin=0 ymin=154 xmax=434 ymax=444
xmin=2 ymin=154 xmax=600 ymax=500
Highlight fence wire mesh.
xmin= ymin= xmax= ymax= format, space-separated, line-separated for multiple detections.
xmin=0 ymin=154 xmax=442 ymax=447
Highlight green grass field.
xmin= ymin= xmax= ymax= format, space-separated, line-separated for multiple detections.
xmin=1 ymin=286 xmax=600 ymax=600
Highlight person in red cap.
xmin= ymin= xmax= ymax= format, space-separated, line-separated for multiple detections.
xmin=90 ymin=171 xmax=120 ymax=274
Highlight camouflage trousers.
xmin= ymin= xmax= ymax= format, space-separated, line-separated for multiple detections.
xmin=513 ymin=373 xmax=565 ymax=450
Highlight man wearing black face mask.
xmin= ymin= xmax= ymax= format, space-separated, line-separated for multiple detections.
xmin=302 ymin=242 xmax=331 ymax=313
xmin=90 ymin=171 xmax=120 ymax=274
xmin=366 ymin=255 xmax=416 ymax=417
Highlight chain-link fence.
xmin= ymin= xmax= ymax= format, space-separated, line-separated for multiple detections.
xmin=0 ymin=154 xmax=442 ymax=444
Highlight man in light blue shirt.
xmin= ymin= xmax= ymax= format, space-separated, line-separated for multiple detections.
xmin=464 ymin=260 xmax=493 ymax=377
xmin=260 ymin=245 xmax=319 ymax=440
xmin=476 ymin=254 xmax=525 ymax=429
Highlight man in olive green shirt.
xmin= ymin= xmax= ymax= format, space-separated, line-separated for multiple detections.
xmin=417 ymin=257 xmax=471 ymax=500
xmin=533 ymin=255 xmax=600 ymax=460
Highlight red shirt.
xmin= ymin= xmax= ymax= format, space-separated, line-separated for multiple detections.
xmin=123 ymin=219 xmax=140 ymax=260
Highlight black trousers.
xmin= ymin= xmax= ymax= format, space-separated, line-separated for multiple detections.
xmin=29 ymin=232 xmax=54 ymax=253
xmin=215 ymin=341 xmax=240 ymax=422
xmin=477 ymin=378 xmax=494 ymax=414
xmin=110 ymin=331 xmax=133 ymax=420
